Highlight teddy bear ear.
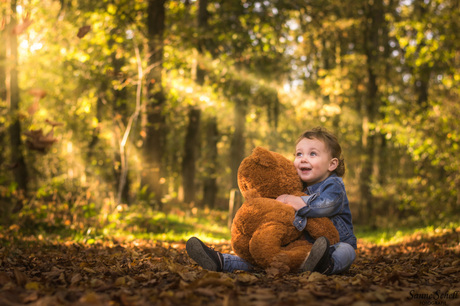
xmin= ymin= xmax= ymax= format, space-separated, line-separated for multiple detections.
xmin=252 ymin=147 xmax=275 ymax=167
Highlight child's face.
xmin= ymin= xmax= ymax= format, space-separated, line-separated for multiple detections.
xmin=294 ymin=138 xmax=338 ymax=186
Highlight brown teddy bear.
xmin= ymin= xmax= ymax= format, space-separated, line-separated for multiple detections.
xmin=231 ymin=147 xmax=340 ymax=273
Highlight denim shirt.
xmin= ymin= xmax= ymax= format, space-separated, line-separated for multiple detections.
xmin=294 ymin=174 xmax=357 ymax=249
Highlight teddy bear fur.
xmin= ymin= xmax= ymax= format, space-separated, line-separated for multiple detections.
xmin=231 ymin=147 xmax=340 ymax=273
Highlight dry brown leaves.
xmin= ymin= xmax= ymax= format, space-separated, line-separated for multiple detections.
xmin=0 ymin=229 xmax=459 ymax=306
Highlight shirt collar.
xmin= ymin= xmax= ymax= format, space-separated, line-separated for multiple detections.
xmin=305 ymin=173 xmax=338 ymax=194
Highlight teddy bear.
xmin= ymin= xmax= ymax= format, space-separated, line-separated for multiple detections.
xmin=231 ymin=147 xmax=340 ymax=273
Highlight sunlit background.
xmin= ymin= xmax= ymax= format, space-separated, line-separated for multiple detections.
xmin=1 ymin=0 xmax=459 ymax=244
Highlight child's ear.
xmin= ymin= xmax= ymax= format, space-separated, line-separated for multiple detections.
xmin=328 ymin=158 xmax=339 ymax=172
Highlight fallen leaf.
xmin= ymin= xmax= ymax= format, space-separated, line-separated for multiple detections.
xmin=308 ymin=272 xmax=328 ymax=282
xmin=83 ymin=267 xmax=97 ymax=274
xmin=441 ymin=266 xmax=460 ymax=275
xmin=70 ymin=273 xmax=82 ymax=286
xmin=0 ymin=272 xmax=11 ymax=285
xmin=24 ymin=128 xmax=58 ymax=151
xmin=194 ymin=287 xmax=216 ymax=297
xmin=77 ymin=25 xmax=91 ymax=38
xmin=25 ymin=281 xmax=41 ymax=290
xmin=235 ymin=271 xmax=258 ymax=284
xmin=27 ymin=101 xmax=40 ymax=115
xmin=12 ymin=13 xmax=33 ymax=35
xmin=13 ymin=268 xmax=28 ymax=286
xmin=28 ymin=88 xmax=47 ymax=99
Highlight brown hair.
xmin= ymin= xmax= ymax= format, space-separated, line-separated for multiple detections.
xmin=296 ymin=127 xmax=346 ymax=177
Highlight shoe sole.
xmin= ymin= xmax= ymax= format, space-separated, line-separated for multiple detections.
xmin=186 ymin=237 xmax=218 ymax=271
xmin=302 ymin=237 xmax=328 ymax=272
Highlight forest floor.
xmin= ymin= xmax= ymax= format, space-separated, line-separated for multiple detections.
xmin=1 ymin=228 xmax=459 ymax=306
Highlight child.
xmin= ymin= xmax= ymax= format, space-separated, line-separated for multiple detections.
xmin=276 ymin=127 xmax=357 ymax=275
xmin=186 ymin=127 xmax=357 ymax=275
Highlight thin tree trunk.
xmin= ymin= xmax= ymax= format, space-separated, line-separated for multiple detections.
xmin=182 ymin=107 xmax=201 ymax=203
xmin=117 ymin=45 xmax=143 ymax=205
xmin=6 ymin=0 xmax=28 ymax=194
xmin=413 ymin=0 xmax=430 ymax=111
xmin=141 ymin=0 xmax=166 ymax=210
xmin=0 ymin=10 xmax=7 ymax=220
xmin=360 ymin=0 xmax=383 ymax=222
xmin=202 ymin=117 xmax=218 ymax=208
xmin=0 ymin=19 xmax=6 ymax=169
xmin=377 ymin=0 xmax=393 ymax=187
xmin=109 ymin=31 xmax=131 ymax=205
xmin=180 ymin=0 xmax=209 ymax=205
xmin=87 ymin=82 xmax=105 ymax=160
xmin=194 ymin=0 xmax=220 ymax=208
xmin=230 ymin=100 xmax=247 ymax=189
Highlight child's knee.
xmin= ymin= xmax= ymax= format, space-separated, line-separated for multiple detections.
xmin=333 ymin=242 xmax=356 ymax=262
xmin=330 ymin=242 xmax=356 ymax=274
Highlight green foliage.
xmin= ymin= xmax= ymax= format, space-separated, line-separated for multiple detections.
xmin=105 ymin=203 xmax=230 ymax=241
xmin=356 ymin=222 xmax=460 ymax=245
xmin=10 ymin=190 xmax=230 ymax=242
xmin=0 ymin=0 xmax=458 ymax=236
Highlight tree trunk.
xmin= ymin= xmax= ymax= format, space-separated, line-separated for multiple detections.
xmin=202 ymin=116 xmax=218 ymax=208
xmin=182 ymin=107 xmax=201 ymax=203
xmin=230 ymin=100 xmax=247 ymax=189
xmin=267 ymin=92 xmax=280 ymax=151
xmin=6 ymin=0 xmax=28 ymax=194
xmin=0 ymin=12 xmax=7 ymax=219
xmin=0 ymin=20 xmax=6 ymax=169
xmin=141 ymin=0 xmax=167 ymax=210
xmin=377 ymin=0 xmax=393 ymax=187
xmin=194 ymin=0 xmax=220 ymax=208
xmin=110 ymin=35 xmax=131 ymax=205
xmin=360 ymin=0 xmax=383 ymax=222
xmin=180 ymin=0 xmax=208 ymax=204
xmin=87 ymin=82 xmax=105 ymax=160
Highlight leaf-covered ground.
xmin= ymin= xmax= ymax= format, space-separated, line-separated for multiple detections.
xmin=1 ymin=228 xmax=459 ymax=306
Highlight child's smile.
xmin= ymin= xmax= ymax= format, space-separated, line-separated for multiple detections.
xmin=299 ymin=165 xmax=312 ymax=174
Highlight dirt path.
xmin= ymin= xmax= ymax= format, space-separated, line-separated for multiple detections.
xmin=0 ymin=228 xmax=459 ymax=305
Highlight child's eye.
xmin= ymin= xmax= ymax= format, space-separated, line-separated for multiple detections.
xmin=310 ymin=152 xmax=317 ymax=156
xmin=295 ymin=152 xmax=303 ymax=157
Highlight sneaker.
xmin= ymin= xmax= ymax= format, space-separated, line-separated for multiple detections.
xmin=301 ymin=236 xmax=335 ymax=275
xmin=186 ymin=237 xmax=224 ymax=272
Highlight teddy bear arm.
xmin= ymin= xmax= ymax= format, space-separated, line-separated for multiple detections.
xmin=292 ymin=191 xmax=307 ymax=197
xmin=305 ymin=217 xmax=340 ymax=245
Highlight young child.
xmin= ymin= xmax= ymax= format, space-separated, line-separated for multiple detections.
xmin=186 ymin=127 xmax=357 ymax=275
xmin=276 ymin=127 xmax=357 ymax=275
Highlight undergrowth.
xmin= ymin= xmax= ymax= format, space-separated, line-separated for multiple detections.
xmin=2 ymin=194 xmax=459 ymax=246
xmin=355 ymin=221 xmax=460 ymax=245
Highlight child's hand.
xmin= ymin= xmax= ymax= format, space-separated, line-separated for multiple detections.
xmin=276 ymin=194 xmax=306 ymax=211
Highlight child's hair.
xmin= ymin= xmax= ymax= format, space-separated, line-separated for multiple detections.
xmin=296 ymin=127 xmax=346 ymax=177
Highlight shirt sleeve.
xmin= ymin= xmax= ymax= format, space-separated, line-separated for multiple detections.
xmin=293 ymin=179 xmax=345 ymax=231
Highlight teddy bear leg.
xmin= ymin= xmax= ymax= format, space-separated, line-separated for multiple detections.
xmin=278 ymin=240 xmax=313 ymax=271
xmin=305 ymin=217 xmax=340 ymax=245
xmin=249 ymin=223 xmax=309 ymax=273
xmin=231 ymin=226 xmax=254 ymax=265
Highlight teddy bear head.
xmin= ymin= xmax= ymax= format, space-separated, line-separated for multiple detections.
xmin=237 ymin=147 xmax=303 ymax=199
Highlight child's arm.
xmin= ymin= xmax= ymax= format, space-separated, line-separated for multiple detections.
xmin=276 ymin=179 xmax=345 ymax=231
xmin=276 ymin=195 xmax=305 ymax=211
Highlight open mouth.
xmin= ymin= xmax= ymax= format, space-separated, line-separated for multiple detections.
xmin=299 ymin=167 xmax=311 ymax=173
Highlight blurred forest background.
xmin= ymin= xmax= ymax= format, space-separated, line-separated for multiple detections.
xmin=0 ymin=0 xmax=459 ymax=242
